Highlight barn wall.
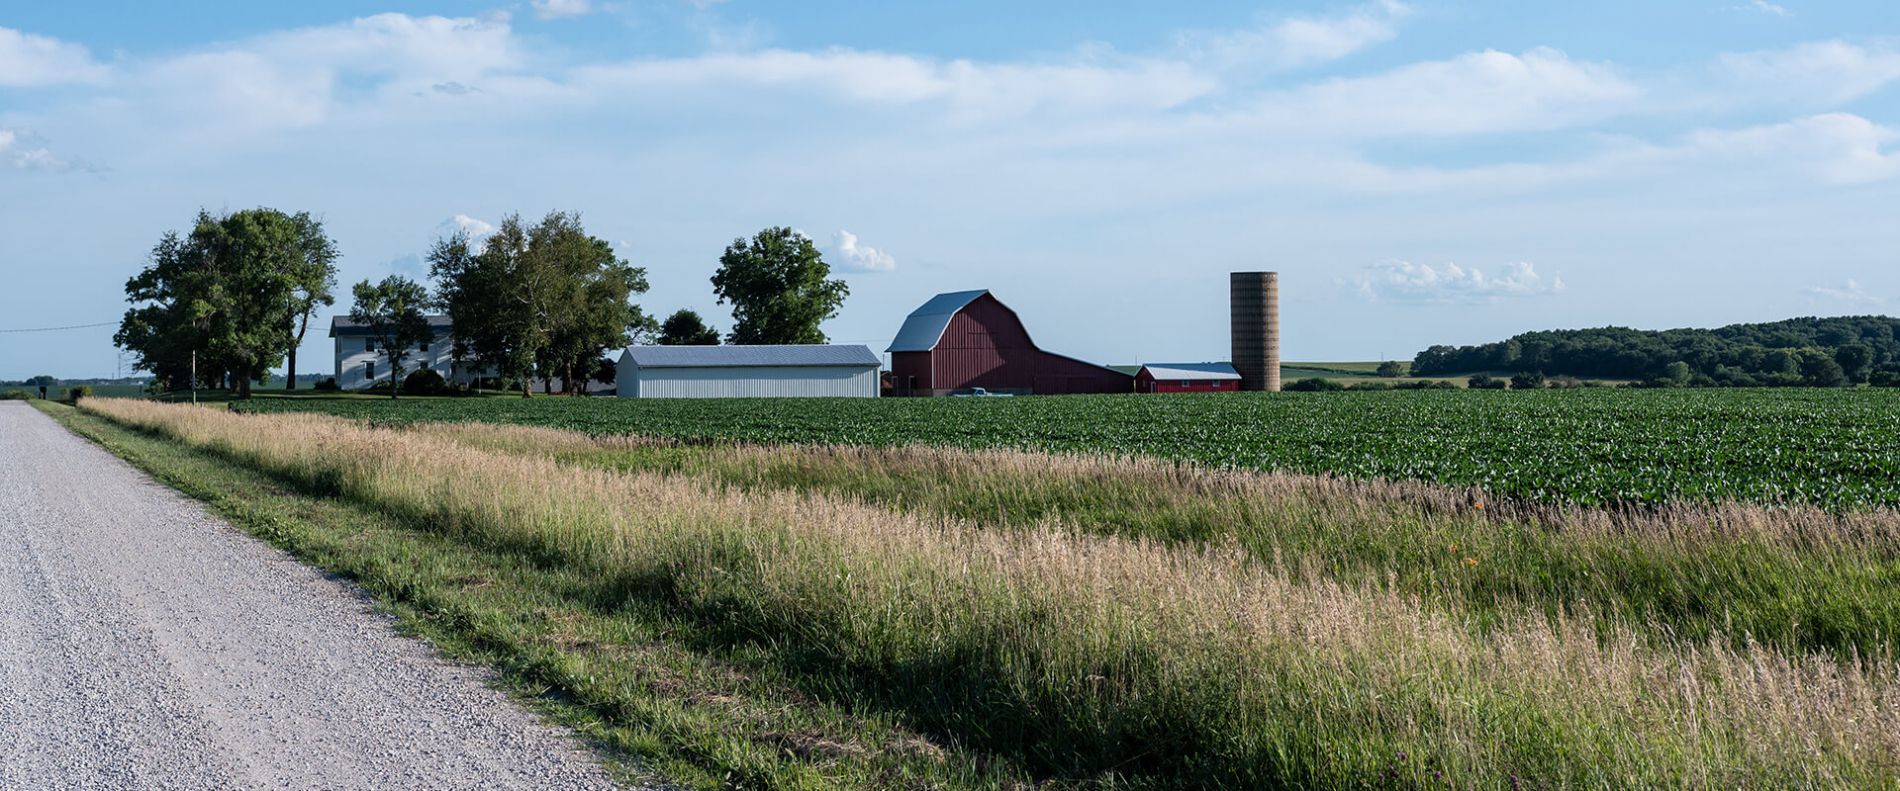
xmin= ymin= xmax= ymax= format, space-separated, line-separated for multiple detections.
xmin=1032 ymin=352 xmax=1133 ymax=394
xmin=927 ymin=295 xmax=1041 ymax=393
xmin=889 ymin=352 xmax=929 ymax=394
xmin=620 ymin=365 xmax=879 ymax=398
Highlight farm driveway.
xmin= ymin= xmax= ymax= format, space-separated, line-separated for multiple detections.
xmin=0 ymin=402 xmax=617 ymax=790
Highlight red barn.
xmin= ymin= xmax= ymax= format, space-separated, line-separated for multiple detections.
xmin=887 ymin=290 xmax=1134 ymax=396
xmin=1136 ymin=363 xmax=1241 ymax=393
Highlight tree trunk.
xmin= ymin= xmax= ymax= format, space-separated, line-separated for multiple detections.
xmin=288 ymin=312 xmax=312 ymax=390
xmin=236 ymin=366 xmax=253 ymax=399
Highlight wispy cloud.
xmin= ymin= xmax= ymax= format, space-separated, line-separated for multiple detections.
xmin=532 ymin=0 xmax=596 ymax=20
xmin=1736 ymin=0 xmax=1792 ymax=17
xmin=830 ymin=230 xmax=895 ymax=272
xmin=1807 ymin=280 xmax=1885 ymax=306
xmin=1179 ymin=0 xmax=1411 ymax=73
xmin=1355 ymin=261 xmax=1565 ymax=303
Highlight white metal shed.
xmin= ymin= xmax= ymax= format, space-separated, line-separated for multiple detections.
xmin=616 ymin=345 xmax=882 ymax=399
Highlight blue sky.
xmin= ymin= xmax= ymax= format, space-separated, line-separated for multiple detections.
xmin=3 ymin=0 xmax=1898 ymax=379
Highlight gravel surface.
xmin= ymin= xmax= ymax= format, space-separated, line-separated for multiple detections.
xmin=0 ymin=402 xmax=620 ymax=790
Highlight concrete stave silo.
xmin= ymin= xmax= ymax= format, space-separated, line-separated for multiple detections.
xmin=1229 ymin=272 xmax=1280 ymax=392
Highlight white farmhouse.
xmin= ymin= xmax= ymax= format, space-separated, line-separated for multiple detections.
xmin=329 ymin=315 xmax=467 ymax=390
xmin=616 ymin=345 xmax=881 ymax=398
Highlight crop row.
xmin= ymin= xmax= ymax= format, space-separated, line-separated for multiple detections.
xmin=234 ymin=388 xmax=1900 ymax=509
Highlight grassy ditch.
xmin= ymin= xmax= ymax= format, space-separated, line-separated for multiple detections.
xmin=74 ymin=398 xmax=1900 ymax=788
xmin=34 ymin=400 xmax=1002 ymax=789
xmin=413 ymin=421 xmax=1900 ymax=659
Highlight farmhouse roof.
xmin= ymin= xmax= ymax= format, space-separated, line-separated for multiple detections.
xmin=328 ymin=315 xmax=453 ymax=338
xmin=886 ymin=289 xmax=989 ymax=352
xmin=1139 ymin=362 xmax=1240 ymax=381
xmin=624 ymin=344 xmax=881 ymax=369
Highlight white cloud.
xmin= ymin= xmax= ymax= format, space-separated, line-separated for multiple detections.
xmin=1254 ymin=47 xmax=1640 ymax=138
xmin=0 ymin=27 xmax=108 ymax=87
xmin=0 ymin=128 xmax=73 ymax=171
xmin=1807 ymin=280 xmax=1885 ymax=306
xmin=435 ymin=214 xmax=497 ymax=246
xmin=1355 ymin=261 xmax=1565 ymax=303
xmin=1737 ymin=0 xmax=1792 ymax=17
xmin=1679 ymin=113 xmax=1900 ymax=185
xmin=1716 ymin=41 xmax=1900 ymax=106
xmin=532 ymin=0 xmax=595 ymax=20
xmin=830 ymin=230 xmax=895 ymax=272
xmin=575 ymin=49 xmax=1215 ymax=120
xmin=1181 ymin=0 xmax=1410 ymax=73
xmin=133 ymin=13 xmax=522 ymax=131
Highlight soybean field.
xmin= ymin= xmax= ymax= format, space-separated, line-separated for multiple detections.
xmin=235 ymin=388 xmax=1900 ymax=509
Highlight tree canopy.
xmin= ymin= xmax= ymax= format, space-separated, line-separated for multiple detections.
xmin=429 ymin=211 xmax=653 ymax=396
xmin=657 ymin=309 xmax=721 ymax=346
xmin=1411 ymin=316 xmax=1900 ymax=387
xmin=710 ymin=227 xmax=849 ymax=345
xmin=115 ymin=208 xmax=336 ymax=397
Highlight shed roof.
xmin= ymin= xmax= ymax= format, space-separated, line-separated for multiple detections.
xmin=886 ymin=289 xmax=989 ymax=352
xmin=329 ymin=314 xmax=453 ymax=338
xmin=1139 ymin=362 xmax=1240 ymax=381
xmin=624 ymin=344 xmax=881 ymax=369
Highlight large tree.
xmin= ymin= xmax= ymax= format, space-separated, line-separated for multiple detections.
xmin=657 ymin=309 xmax=720 ymax=346
xmin=348 ymin=275 xmax=432 ymax=399
xmin=710 ymin=227 xmax=849 ymax=345
xmin=430 ymin=211 xmax=653 ymax=397
xmin=116 ymin=208 xmax=314 ymax=397
xmin=284 ymin=213 xmax=339 ymax=390
xmin=530 ymin=213 xmax=656 ymax=394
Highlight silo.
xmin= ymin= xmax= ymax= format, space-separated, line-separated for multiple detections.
xmin=1230 ymin=272 xmax=1280 ymax=392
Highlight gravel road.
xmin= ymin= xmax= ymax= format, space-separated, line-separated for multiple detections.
xmin=0 ymin=402 xmax=619 ymax=790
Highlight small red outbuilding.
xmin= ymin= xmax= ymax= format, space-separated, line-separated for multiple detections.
xmin=1135 ymin=363 xmax=1241 ymax=394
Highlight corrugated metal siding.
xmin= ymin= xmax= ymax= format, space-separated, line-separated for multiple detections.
xmin=619 ymin=364 xmax=879 ymax=399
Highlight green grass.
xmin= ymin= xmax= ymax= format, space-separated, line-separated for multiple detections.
xmin=34 ymin=401 xmax=1007 ymax=790
xmin=236 ymin=388 xmax=1900 ymax=509
xmin=74 ymin=396 xmax=1900 ymax=788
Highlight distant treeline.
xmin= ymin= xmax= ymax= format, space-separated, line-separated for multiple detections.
xmin=1412 ymin=316 xmax=1900 ymax=387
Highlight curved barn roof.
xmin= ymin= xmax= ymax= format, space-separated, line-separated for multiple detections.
xmin=886 ymin=289 xmax=989 ymax=352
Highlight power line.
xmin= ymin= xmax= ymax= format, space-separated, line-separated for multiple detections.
xmin=0 ymin=321 xmax=116 ymax=334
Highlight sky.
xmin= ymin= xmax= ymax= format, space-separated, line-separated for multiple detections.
xmin=2 ymin=0 xmax=1898 ymax=380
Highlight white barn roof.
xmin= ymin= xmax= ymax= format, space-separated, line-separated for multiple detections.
xmin=1139 ymin=362 xmax=1240 ymax=381
xmin=886 ymin=290 xmax=989 ymax=352
xmin=624 ymin=344 xmax=880 ymax=369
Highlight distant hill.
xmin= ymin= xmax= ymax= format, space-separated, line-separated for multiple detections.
xmin=1411 ymin=316 xmax=1900 ymax=386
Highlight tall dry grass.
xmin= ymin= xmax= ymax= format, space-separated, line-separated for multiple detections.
xmin=87 ymin=399 xmax=1900 ymax=787
xmin=415 ymin=421 xmax=1900 ymax=659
